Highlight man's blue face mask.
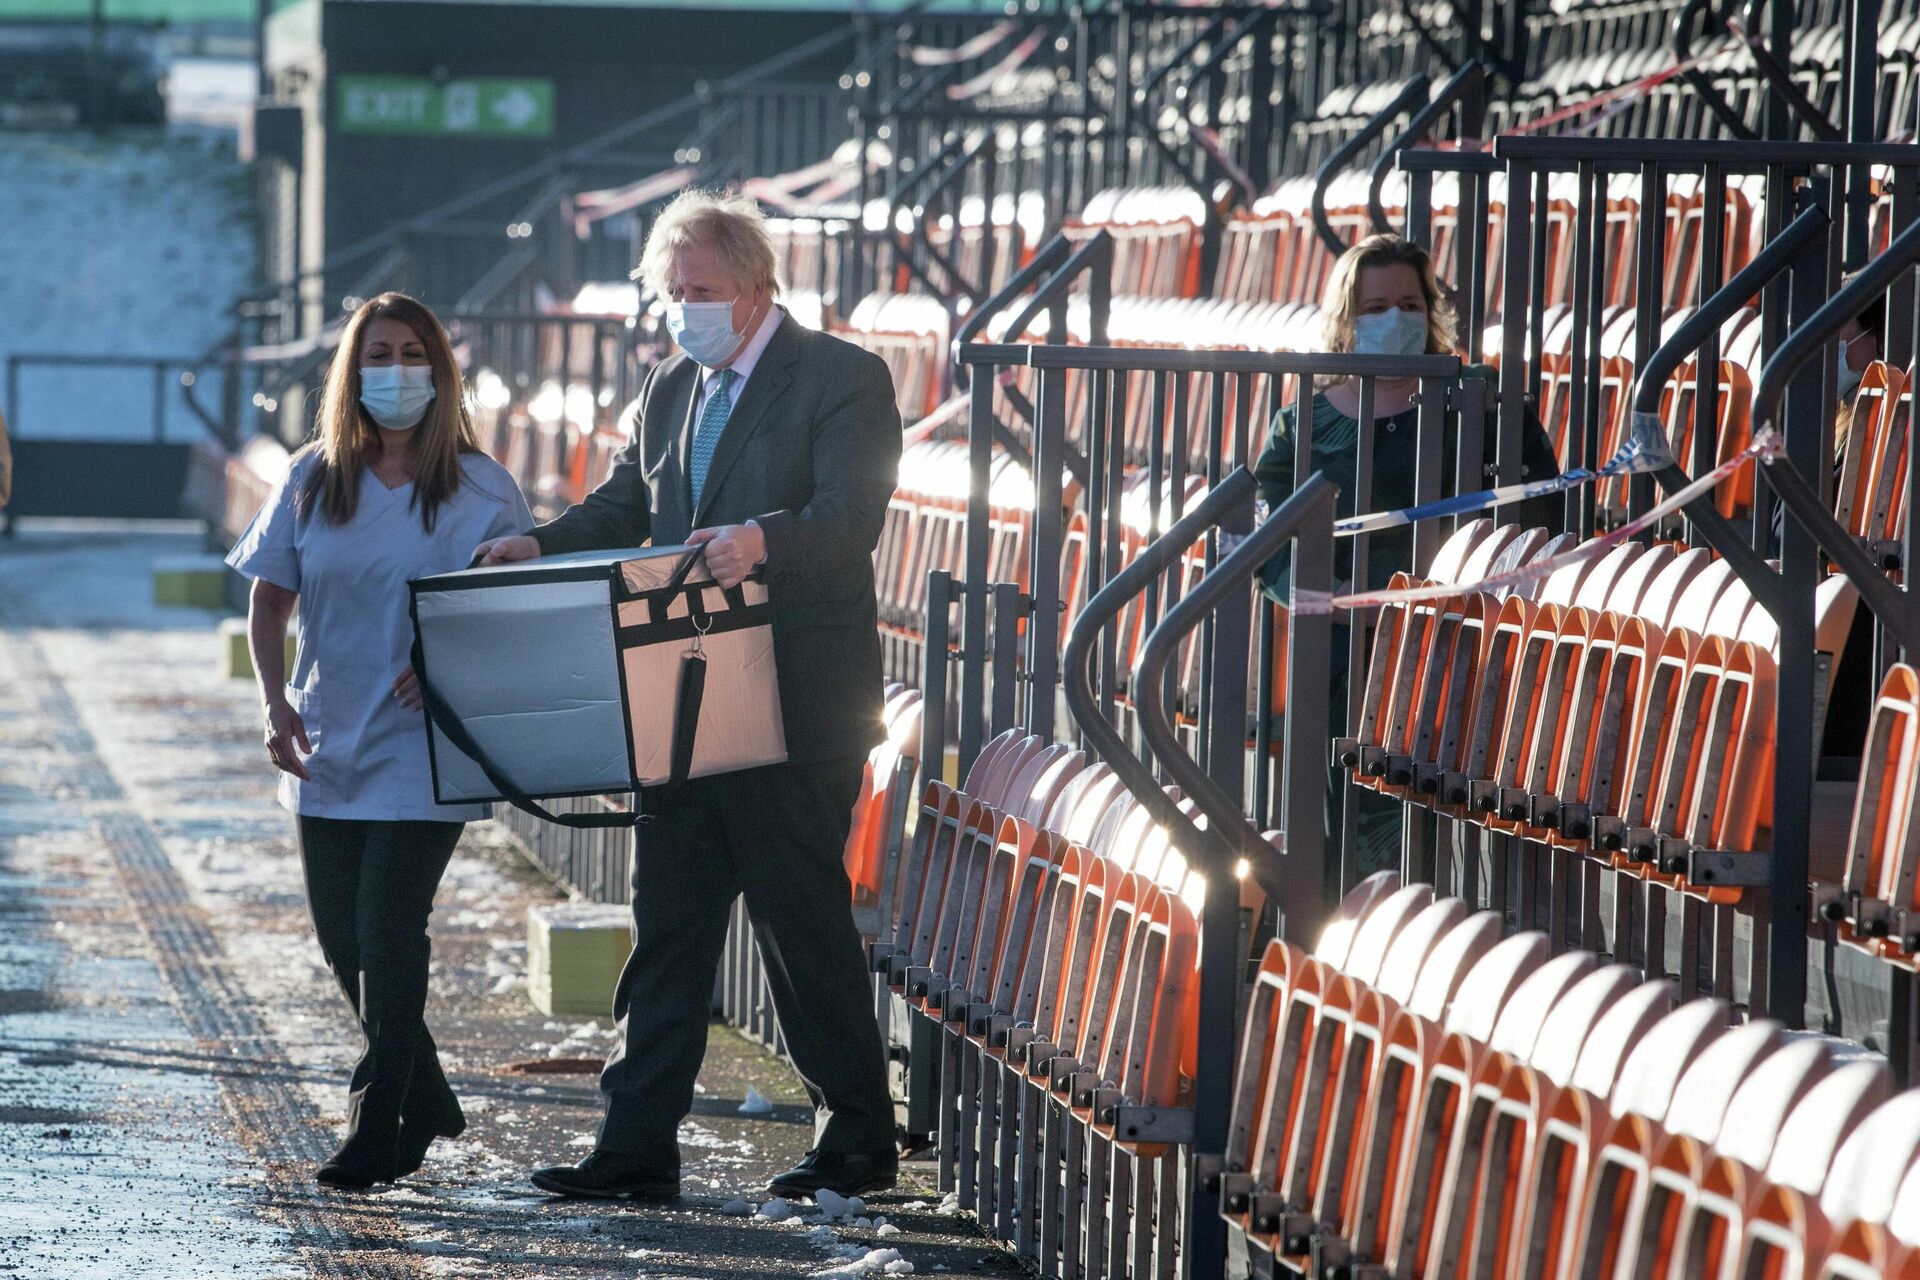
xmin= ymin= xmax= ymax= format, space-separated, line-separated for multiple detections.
xmin=666 ymin=299 xmax=746 ymax=367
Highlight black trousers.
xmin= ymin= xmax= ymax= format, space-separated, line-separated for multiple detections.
xmin=595 ymin=758 xmax=894 ymax=1170
xmin=296 ymin=816 xmax=465 ymax=1143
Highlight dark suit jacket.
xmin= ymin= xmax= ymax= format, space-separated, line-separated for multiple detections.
xmin=532 ymin=313 xmax=903 ymax=764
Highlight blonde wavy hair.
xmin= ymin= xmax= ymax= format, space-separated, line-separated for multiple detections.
xmin=633 ymin=188 xmax=780 ymax=299
xmin=1320 ymin=234 xmax=1457 ymax=357
xmin=299 ymin=292 xmax=476 ymax=530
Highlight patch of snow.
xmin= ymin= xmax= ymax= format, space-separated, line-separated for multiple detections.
xmin=719 ymin=1198 xmax=753 ymax=1216
xmin=876 ymin=1223 xmax=902 ymax=1238
xmin=756 ymin=1197 xmax=797 ymax=1222
xmin=810 ymin=1247 xmax=910 ymax=1279
xmin=737 ymin=1085 xmax=775 ymax=1115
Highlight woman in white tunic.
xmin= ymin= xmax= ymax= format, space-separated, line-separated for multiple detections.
xmin=229 ymin=293 xmax=533 ymax=1187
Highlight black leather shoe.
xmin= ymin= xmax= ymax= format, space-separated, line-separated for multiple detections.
xmin=767 ymin=1148 xmax=899 ymax=1200
xmin=317 ymin=1130 xmax=400 ymax=1190
xmin=530 ymin=1150 xmax=680 ymax=1200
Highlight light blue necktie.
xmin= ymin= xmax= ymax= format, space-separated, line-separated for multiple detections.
xmin=688 ymin=367 xmax=737 ymax=509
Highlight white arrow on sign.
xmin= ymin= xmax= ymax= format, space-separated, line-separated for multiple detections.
xmin=492 ymin=88 xmax=540 ymax=131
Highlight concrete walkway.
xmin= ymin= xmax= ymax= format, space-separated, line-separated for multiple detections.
xmin=0 ymin=525 xmax=1022 ymax=1280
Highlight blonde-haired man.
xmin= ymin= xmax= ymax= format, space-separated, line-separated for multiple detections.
xmin=476 ymin=188 xmax=903 ymax=1202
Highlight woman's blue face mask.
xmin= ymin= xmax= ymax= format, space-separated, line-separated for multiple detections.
xmin=1351 ymin=307 xmax=1429 ymax=358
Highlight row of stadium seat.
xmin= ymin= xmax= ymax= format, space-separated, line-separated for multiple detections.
xmin=1221 ymin=867 xmax=1920 ymax=1279
xmin=869 ymin=727 xmax=1256 ymax=1275
xmin=836 ymin=659 xmax=1920 ymax=1280
xmin=1341 ymin=518 xmax=1861 ymax=906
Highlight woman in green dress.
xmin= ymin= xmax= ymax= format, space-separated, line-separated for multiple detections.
xmin=1255 ymin=233 xmax=1562 ymax=875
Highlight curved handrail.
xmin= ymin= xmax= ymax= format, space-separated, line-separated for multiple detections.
xmin=1746 ymin=214 xmax=1920 ymax=650
xmin=1133 ymin=9 xmax=1236 ymax=108
xmin=950 ymin=234 xmax=1073 ymax=360
xmin=1752 ymin=217 xmax=1920 ymax=434
xmin=1060 ymin=466 xmax=1259 ymax=875
xmin=1734 ymin=0 xmax=1843 ymax=142
xmin=900 ymin=131 xmax=998 ymax=305
xmin=1671 ymin=0 xmax=1758 ymax=141
xmin=1628 ymin=202 xmax=1831 ymax=613
xmin=1136 ymin=475 xmax=1340 ymax=895
xmin=1313 ymin=75 xmax=1431 ymax=257
xmin=1366 ymin=62 xmax=1485 ymax=236
xmin=997 ymin=231 xmax=1112 ymax=353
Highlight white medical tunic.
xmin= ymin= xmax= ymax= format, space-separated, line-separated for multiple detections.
xmin=228 ymin=451 xmax=534 ymax=821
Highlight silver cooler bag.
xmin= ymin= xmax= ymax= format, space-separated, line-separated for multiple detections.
xmin=409 ymin=544 xmax=787 ymax=826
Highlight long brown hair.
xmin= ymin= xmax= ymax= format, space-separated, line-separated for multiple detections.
xmin=299 ymin=293 xmax=476 ymax=529
xmin=1320 ymin=233 xmax=1457 ymax=357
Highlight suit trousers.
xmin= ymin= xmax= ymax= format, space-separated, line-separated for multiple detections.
xmin=595 ymin=758 xmax=894 ymax=1169
xmin=296 ymin=816 xmax=465 ymax=1144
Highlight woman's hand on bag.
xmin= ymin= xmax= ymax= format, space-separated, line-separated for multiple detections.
xmin=264 ymin=698 xmax=312 ymax=779
xmin=474 ymin=534 xmax=541 ymax=565
xmin=393 ymin=667 xmax=423 ymax=713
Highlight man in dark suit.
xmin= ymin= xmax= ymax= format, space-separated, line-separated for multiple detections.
xmin=474 ymin=188 xmax=902 ymax=1201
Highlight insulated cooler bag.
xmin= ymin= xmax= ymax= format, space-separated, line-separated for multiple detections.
xmin=409 ymin=544 xmax=787 ymax=826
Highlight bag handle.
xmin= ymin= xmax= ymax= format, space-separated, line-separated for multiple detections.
xmin=662 ymin=542 xmax=708 ymax=595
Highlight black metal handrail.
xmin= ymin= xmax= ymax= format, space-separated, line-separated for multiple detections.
xmin=949 ymin=232 xmax=1072 ymax=367
xmin=1061 ymin=466 xmax=1259 ymax=880
xmin=1492 ymin=134 xmax=1917 ymax=168
xmin=1736 ymin=0 xmax=1843 ymax=142
xmin=1366 ymin=62 xmax=1486 ymax=238
xmin=945 ymin=231 xmax=1112 ymax=487
xmin=1671 ymin=0 xmax=1757 ymax=141
xmin=1628 ymin=202 xmax=1833 ymax=613
xmin=895 ymin=131 xmax=999 ymax=305
xmin=1748 ymin=214 xmax=1920 ymax=652
xmin=1312 ymin=75 xmax=1432 ymax=256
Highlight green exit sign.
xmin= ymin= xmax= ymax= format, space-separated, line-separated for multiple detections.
xmin=335 ymin=76 xmax=555 ymax=138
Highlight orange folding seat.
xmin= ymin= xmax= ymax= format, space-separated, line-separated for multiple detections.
xmin=1728 ymin=1061 xmax=1893 ymax=1279
xmin=1836 ymin=361 xmax=1912 ymax=551
xmin=1629 ymin=1019 xmax=1789 ymax=1278
xmin=928 ymin=743 xmax=1067 ymax=997
xmin=1837 ymin=664 xmax=1920 ymax=957
xmin=1222 ymin=873 xmax=1403 ymax=1221
xmin=1482 ymin=599 xmax=1575 ymax=831
xmin=1271 ymin=899 xmax=1472 ymax=1243
xmin=1672 ymin=1039 xmax=1881 ymax=1278
xmin=884 ymin=728 xmax=1023 ymax=975
xmin=1461 ymin=595 xmax=1539 ymax=821
xmin=1566 ymin=998 xmax=1733 ymax=1278
xmin=1558 ymin=611 xmax=1665 ymax=853
xmin=1432 ymin=964 xmax=1642 ymax=1280
xmin=1301 ymin=911 xmax=1504 ymax=1258
xmin=1386 ymin=948 xmax=1599 ymax=1277
xmin=1817 ymin=1089 xmax=1920 ymax=1270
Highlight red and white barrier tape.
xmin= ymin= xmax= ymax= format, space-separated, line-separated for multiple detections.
xmin=1288 ymin=429 xmax=1780 ymax=616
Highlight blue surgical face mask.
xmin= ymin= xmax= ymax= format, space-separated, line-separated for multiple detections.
xmin=1351 ymin=307 xmax=1429 ymax=358
xmin=359 ymin=364 xmax=435 ymax=430
xmin=666 ymin=298 xmax=747 ymax=367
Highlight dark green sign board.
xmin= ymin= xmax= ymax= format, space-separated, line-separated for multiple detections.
xmin=334 ymin=75 xmax=555 ymax=137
